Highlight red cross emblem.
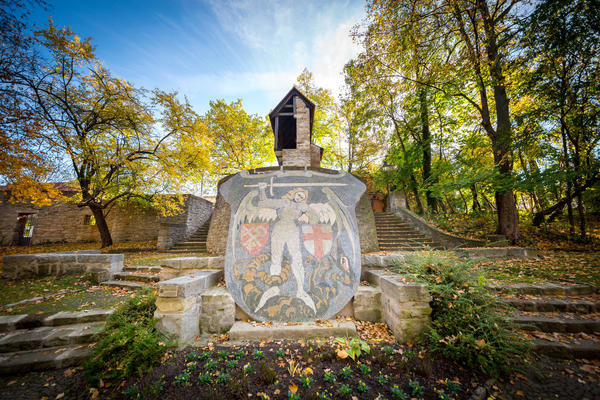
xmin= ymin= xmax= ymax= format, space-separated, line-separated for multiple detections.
xmin=240 ymin=223 xmax=269 ymax=255
xmin=302 ymin=224 xmax=333 ymax=258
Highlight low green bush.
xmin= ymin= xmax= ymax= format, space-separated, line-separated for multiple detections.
xmin=395 ymin=252 xmax=528 ymax=377
xmin=84 ymin=288 xmax=169 ymax=386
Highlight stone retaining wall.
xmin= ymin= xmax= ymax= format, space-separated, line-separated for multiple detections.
xmin=157 ymin=195 xmax=214 ymax=251
xmin=2 ymin=251 xmax=123 ymax=282
xmin=456 ymin=247 xmax=538 ymax=258
xmin=392 ymin=206 xmax=486 ymax=249
xmin=364 ymin=269 xmax=432 ymax=342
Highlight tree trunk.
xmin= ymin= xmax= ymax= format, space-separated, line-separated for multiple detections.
xmin=90 ymin=205 xmax=113 ymax=248
xmin=470 ymin=184 xmax=481 ymax=212
xmin=419 ymin=86 xmax=437 ymax=213
xmin=576 ymin=193 xmax=586 ymax=240
xmin=477 ymin=0 xmax=519 ymax=244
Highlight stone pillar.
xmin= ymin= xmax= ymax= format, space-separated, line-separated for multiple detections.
xmin=364 ymin=270 xmax=432 ymax=343
xmin=154 ymin=270 xmax=223 ymax=343
xmin=199 ymin=287 xmax=235 ymax=333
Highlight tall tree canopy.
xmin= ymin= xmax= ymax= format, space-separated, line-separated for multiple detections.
xmin=16 ymin=21 xmax=210 ymax=247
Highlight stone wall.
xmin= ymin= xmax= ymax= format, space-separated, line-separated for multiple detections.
xmin=205 ymin=192 xmax=230 ymax=254
xmin=0 ymin=192 xmax=212 ymax=247
xmin=392 ymin=206 xmax=486 ymax=249
xmin=356 ymin=191 xmax=379 ymax=253
xmin=157 ymin=195 xmax=214 ymax=251
xmin=2 ymin=251 xmax=123 ymax=282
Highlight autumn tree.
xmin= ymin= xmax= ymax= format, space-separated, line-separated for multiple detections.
xmin=521 ymin=0 xmax=600 ymax=239
xmin=350 ymin=0 xmax=523 ymax=242
xmin=0 ymin=0 xmax=62 ymax=205
xmin=17 ymin=21 xmax=209 ymax=247
xmin=204 ymin=98 xmax=275 ymax=178
xmin=295 ymin=69 xmax=346 ymax=169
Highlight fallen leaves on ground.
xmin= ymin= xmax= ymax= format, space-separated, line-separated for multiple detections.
xmin=355 ymin=321 xmax=395 ymax=343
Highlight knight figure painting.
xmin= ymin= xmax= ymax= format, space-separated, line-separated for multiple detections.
xmin=220 ymin=168 xmax=365 ymax=322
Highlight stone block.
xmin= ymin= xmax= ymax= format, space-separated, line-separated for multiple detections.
xmin=90 ymin=269 xmax=111 ymax=284
xmin=156 ymin=270 xmax=222 ymax=298
xmin=0 ymin=315 xmax=28 ymax=333
xmin=353 ymin=286 xmax=382 ymax=322
xmin=379 ymin=278 xmax=432 ymax=303
xmin=228 ymin=320 xmax=357 ymax=341
xmin=361 ymin=254 xmax=406 ymax=269
xmin=155 ymin=296 xmax=197 ymax=313
xmin=200 ymin=287 xmax=235 ymax=334
xmin=154 ymin=303 xmax=200 ymax=343
xmin=159 ymin=257 xmax=224 ymax=280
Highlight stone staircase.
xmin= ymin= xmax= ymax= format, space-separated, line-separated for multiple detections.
xmin=168 ymin=220 xmax=210 ymax=253
xmin=374 ymin=212 xmax=442 ymax=251
xmin=101 ymin=265 xmax=160 ymax=290
xmin=497 ymin=282 xmax=600 ymax=358
xmin=0 ymin=309 xmax=112 ymax=374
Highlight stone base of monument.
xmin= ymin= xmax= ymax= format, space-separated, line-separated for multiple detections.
xmin=154 ymin=258 xmax=432 ymax=344
xmin=228 ymin=320 xmax=357 ymax=342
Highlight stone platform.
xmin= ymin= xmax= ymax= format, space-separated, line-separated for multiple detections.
xmin=228 ymin=320 xmax=357 ymax=342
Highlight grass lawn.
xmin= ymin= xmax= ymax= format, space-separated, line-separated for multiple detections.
xmin=0 ymin=272 xmax=133 ymax=315
xmin=476 ymin=250 xmax=600 ymax=287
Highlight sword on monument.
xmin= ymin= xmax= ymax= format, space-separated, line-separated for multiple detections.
xmin=244 ymin=176 xmax=346 ymax=196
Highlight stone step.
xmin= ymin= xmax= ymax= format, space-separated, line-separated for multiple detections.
xmin=379 ymin=247 xmax=430 ymax=252
xmin=510 ymin=314 xmax=600 ymax=333
xmin=167 ymin=249 xmax=207 ymax=254
xmin=228 ymin=321 xmax=357 ymax=342
xmin=501 ymin=297 xmax=600 ymax=313
xmin=0 ymin=344 xmax=94 ymax=375
xmin=123 ymin=265 xmax=161 ymax=273
xmin=101 ymin=280 xmax=151 ymax=289
xmin=490 ymin=282 xmax=596 ymax=296
xmin=174 ymin=241 xmax=207 ymax=246
xmin=43 ymin=309 xmax=113 ymax=327
xmin=378 ymin=243 xmax=435 ymax=249
xmin=532 ymin=338 xmax=600 ymax=359
xmin=378 ymin=238 xmax=434 ymax=244
xmin=0 ymin=322 xmax=104 ymax=352
xmin=377 ymin=234 xmax=427 ymax=239
xmin=113 ymin=272 xmax=159 ymax=283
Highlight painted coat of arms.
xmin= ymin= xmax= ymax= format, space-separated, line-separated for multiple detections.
xmin=220 ymin=169 xmax=365 ymax=322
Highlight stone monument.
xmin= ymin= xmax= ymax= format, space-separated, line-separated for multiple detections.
xmin=220 ymin=88 xmax=366 ymax=322
xmin=154 ymin=88 xmax=432 ymax=342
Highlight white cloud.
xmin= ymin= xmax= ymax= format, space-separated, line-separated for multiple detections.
xmin=200 ymin=0 xmax=364 ymax=99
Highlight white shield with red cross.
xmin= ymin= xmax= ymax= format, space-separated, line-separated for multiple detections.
xmin=240 ymin=223 xmax=269 ymax=255
xmin=301 ymin=224 xmax=333 ymax=258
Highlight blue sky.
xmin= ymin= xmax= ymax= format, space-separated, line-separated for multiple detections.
xmin=32 ymin=0 xmax=366 ymax=116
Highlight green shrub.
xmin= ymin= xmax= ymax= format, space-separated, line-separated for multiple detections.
xmin=394 ymin=252 xmax=528 ymax=377
xmin=84 ymin=288 xmax=169 ymax=386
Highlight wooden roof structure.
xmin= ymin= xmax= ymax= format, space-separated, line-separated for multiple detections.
xmin=268 ymin=87 xmax=315 ymax=150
